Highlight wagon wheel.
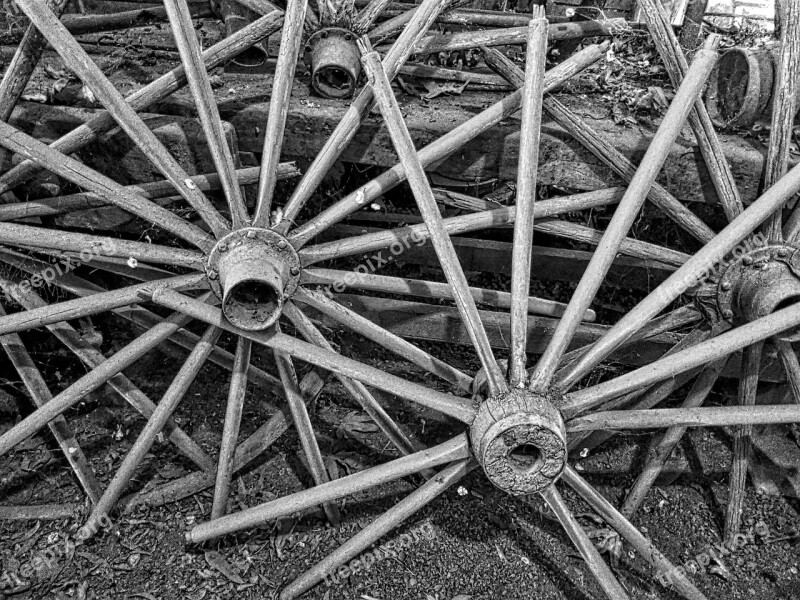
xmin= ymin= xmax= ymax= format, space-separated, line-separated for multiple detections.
xmin=1 ymin=0 xmax=800 ymax=599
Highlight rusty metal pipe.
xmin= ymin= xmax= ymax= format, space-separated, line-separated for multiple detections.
xmin=306 ymin=28 xmax=361 ymax=98
xmin=216 ymin=0 xmax=270 ymax=72
xmin=208 ymin=228 xmax=301 ymax=331
xmin=218 ymin=244 xmax=287 ymax=330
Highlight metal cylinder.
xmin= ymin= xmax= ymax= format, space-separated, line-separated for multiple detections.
xmin=706 ymin=45 xmax=800 ymax=128
xmin=307 ymin=28 xmax=361 ymax=99
xmin=217 ymin=241 xmax=288 ymax=331
xmin=209 ymin=228 xmax=300 ymax=332
xmin=733 ymin=260 xmax=800 ymax=322
xmin=215 ymin=0 xmax=270 ymax=73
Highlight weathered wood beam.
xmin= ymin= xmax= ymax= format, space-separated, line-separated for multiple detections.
xmin=5 ymin=85 xmax=769 ymax=209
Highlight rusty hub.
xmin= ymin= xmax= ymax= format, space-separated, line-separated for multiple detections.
xmin=206 ymin=227 xmax=301 ymax=331
xmin=304 ymin=27 xmax=361 ymax=99
xmin=470 ymin=388 xmax=567 ymax=495
xmin=717 ymin=241 xmax=800 ymax=325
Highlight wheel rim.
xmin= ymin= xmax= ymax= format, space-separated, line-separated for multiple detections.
xmin=0 ymin=2 xmax=798 ymax=600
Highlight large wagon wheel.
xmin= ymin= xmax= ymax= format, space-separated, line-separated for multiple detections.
xmin=1 ymin=0 xmax=800 ymax=598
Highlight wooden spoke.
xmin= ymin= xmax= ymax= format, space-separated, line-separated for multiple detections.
xmin=366 ymin=1 xmax=429 ymax=42
xmin=0 ymin=10 xmax=285 ymax=199
xmin=724 ymin=341 xmax=762 ymax=544
xmin=360 ymin=43 xmax=507 ymax=396
xmin=565 ymin=403 xmax=800 ymax=432
xmin=403 ymin=20 xmax=612 ymax=56
xmin=0 ymin=122 xmax=215 ymax=250
xmin=562 ymin=466 xmax=709 ymax=600
xmin=557 ymin=159 xmax=800 ymax=390
xmin=556 ymin=306 xmax=702 ymax=378
xmin=540 ymin=486 xmax=630 ymax=600
xmin=0 ymin=221 xmax=204 ymax=267
xmin=86 ymin=325 xmax=221 ymax=533
xmin=481 ymin=45 xmax=716 ymax=246
xmin=0 ymin=164 xmax=299 ymax=222
xmin=125 ymin=367 xmax=329 ymax=512
xmin=639 ymin=0 xmax=743 ymax=222
xmin=432 ymin=186 xmax=687 ymax=268
xmin=295 ymin=287 xmax=472 ymax=391
xmin=527 ymin=36 xmax=721 ymax=393
xmin=284 ymin=301 xmax=424 ymax=458
xmin=288 ymin=42 xmax=608 ymax=246
xmin=567 ymin=327 xmax=714 ymax=453
xmin=563 ymin=306 xmax=800 ymax=414
xmin=534 ymin=220 xmax=689 ymax=267
xmin=352 ymin=0 xmax=394 ymax=33
xmin=620 ymin=357 xmax=727 ymax=518
xmin=301 ymin=267 xmax=595 ymax=322
xmin=147 ymin=287 xmax=477 ymax=423
xmin=12 ymin=0 xmax=231 ymax=240
xmin=775 ymin=338 xmax=800 ymax=402
xmin=164 ymin=0 xmax=250 ymax=227
xmin=0 ymin=273 xmax=205 ymax=338
xmin=252 ymin=0 xmax=308 ymax=226
xmin=0 ymin=504 xmax=80 ymax=521
xmin=274 ymin=344 xmax=342 ymax=524
xmin=278 ymin=0 xmax=452 ymax=231
xmin=1 ymin=278 xmax=215 ymax=473
xmin=0 ymin=301 xmax=201 ymax=459
xmin=760 ymin=0 xmax=799 ymax=239
xmin=299 ymin=187 xmax=621 ymax=265
xmin=0 ymin=305 xmax=103 ymax=505
xmin=0 ymin=0 xmax=69 ymax=178
xmin=211 ymin=337 xmax=252 ymax=519
xmin=281 ymin=459 xmax=474 ymax=599
xmin=186 ymin=433 xmax=470 ymax=543
xmin=509 ymin=7 xmax=547 ymax=386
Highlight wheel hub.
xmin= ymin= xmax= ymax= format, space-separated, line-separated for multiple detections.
xmin=206 ymin=227 xmax=301 ymax=331
xmin=717 ymin=241 xmax=800 ymax=324
xmin=470 ymin=388 xmax=567 ymax=496
xmin=304 ymin=27 xmax=361 ymax=99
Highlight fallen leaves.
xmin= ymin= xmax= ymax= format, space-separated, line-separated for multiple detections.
xmin=336 ymin=411 xmax=380 ymax=440
xmin=204 ymin=550 xmax=245 ymax=585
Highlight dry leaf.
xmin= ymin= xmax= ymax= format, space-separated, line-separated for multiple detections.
xmin=204 ymin=551 xmax=245 ymax=584
xmin=336 ymin=411 xmax=380 ymax=439
xmin=396 ymin=76 xmax=418 ymax=96
xmin=421 ymin=80 xmax=469 ymax=100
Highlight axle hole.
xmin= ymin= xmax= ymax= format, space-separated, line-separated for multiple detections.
xmin=224 ymin=279 xmax=281 ymax=330
xmin=314 ymin=67 xmax=355 ymax=98
xmin=508 ymin=444 xmax=544 ymax=475
xmin=232 ymin=47 xmax=268 ymax=67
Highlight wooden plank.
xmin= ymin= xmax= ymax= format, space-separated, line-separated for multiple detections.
xmin=323 ymin=223 xmax=676 ymax=291
xmin=5 ymin=65 xmax=769 ymax=206
xmin=303 ymin=293 xmax=679 ymax=367
xmin=302 ymin=293 xmax=785 ymax=381
xmin=211 ymin=81 xmax=767 ymax=206
xmin=7 ymin=102 xmax=240 ymax=227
